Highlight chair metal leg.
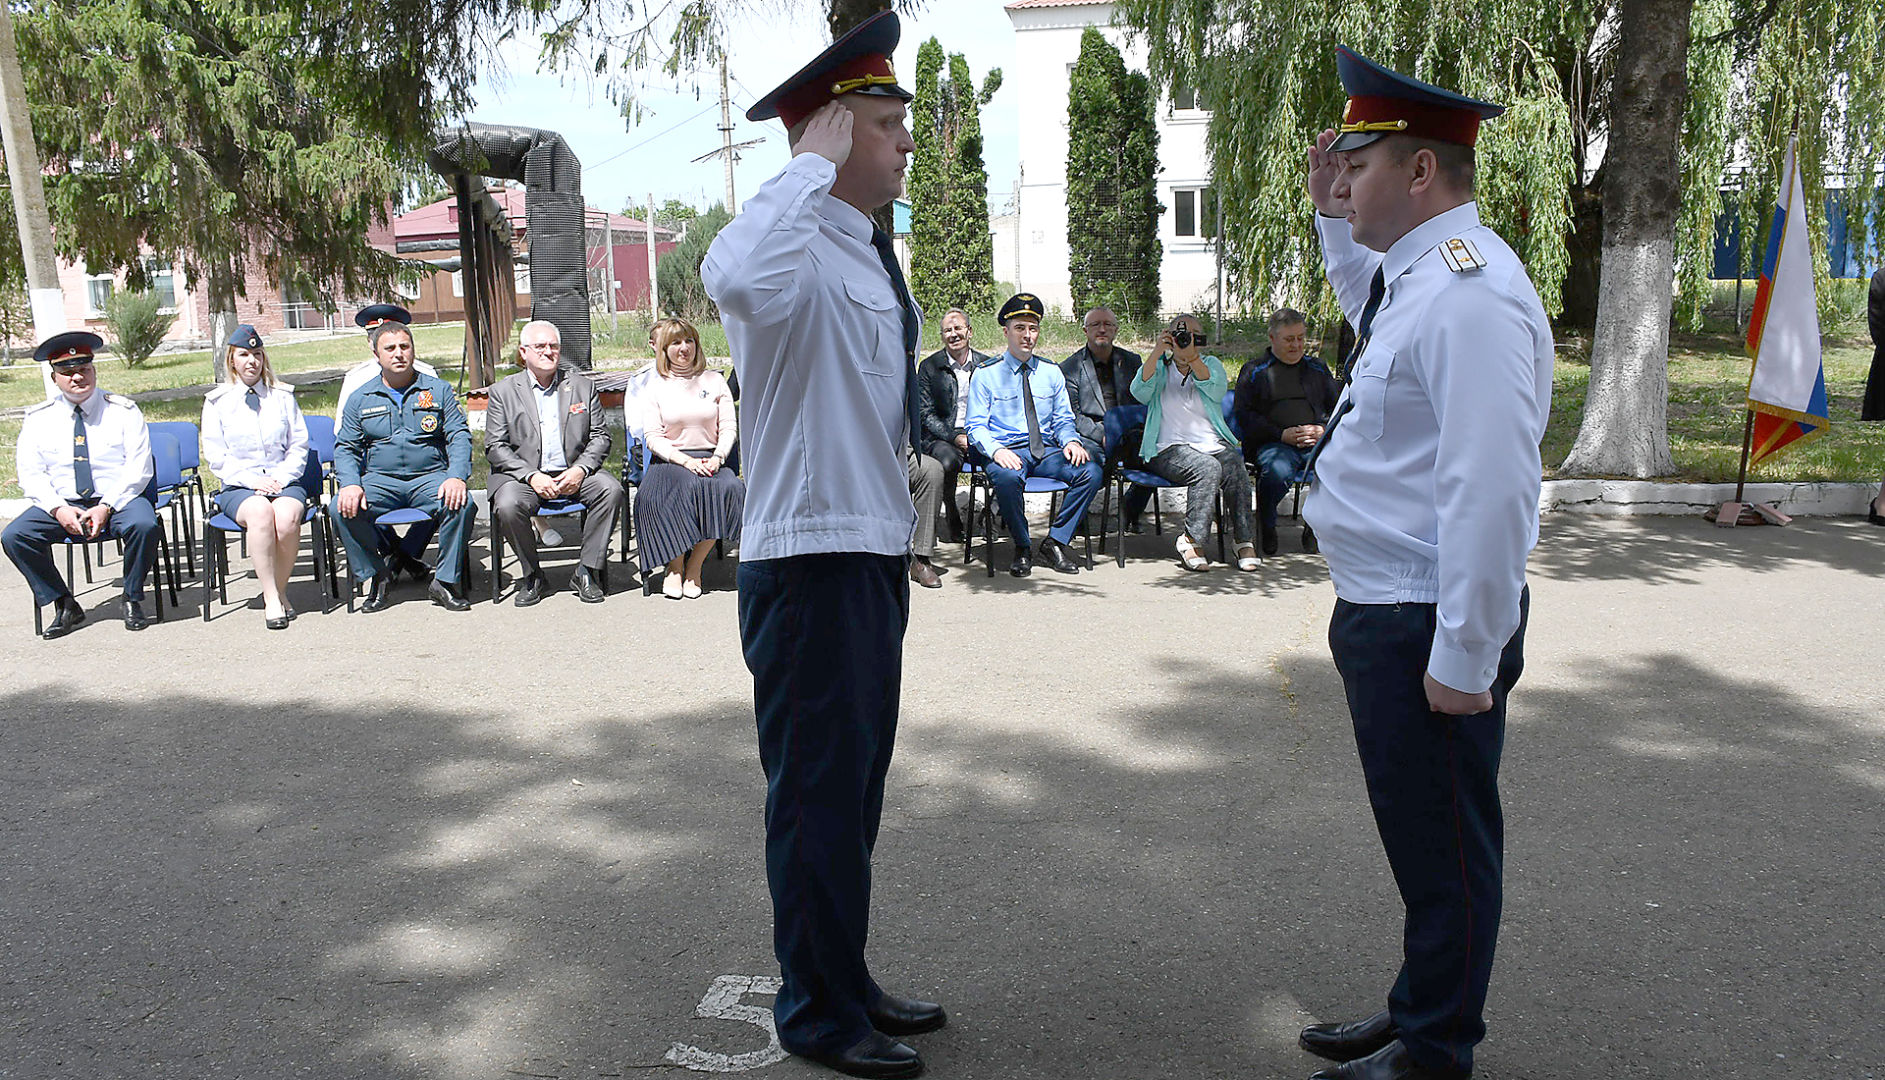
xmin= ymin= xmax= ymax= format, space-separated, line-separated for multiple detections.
xmin=489 ymin=518 xmax=503 ymax=605
xmin=1116 ymin=478 xmax=1128 ymax=568
xmin=983 ymin=483 xmax=996 ymax=578
xmin=201 ymin=522 xmax=216 ymax=621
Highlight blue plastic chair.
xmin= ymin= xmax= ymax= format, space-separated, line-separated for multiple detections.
xmin=964 ymin=452 xmax=1095 ymax=577
xmin=1099 ymin=405 xmax=1226 ymax=568
xmin=489 ymin=495 xmax=596 ymax=604
xmin=28 ymin=439 xmax=180 ymax=635
xmin=200 ymin=447 xmax=333 ymax=619
xmin=303 ymin=414 xmax=338 ymax=494
xmin=146 ymin=419 xmax=202 ymax=575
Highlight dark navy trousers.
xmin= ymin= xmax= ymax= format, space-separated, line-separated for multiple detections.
xmin=2 ymin=497 xmax=161 ymax=605
xmin=738 ymin=552 xmax=910 ymax=1056
xmin=1328 ymin=588 xmax=1528 ymax=1077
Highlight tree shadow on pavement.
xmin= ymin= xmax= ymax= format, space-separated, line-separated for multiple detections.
xmin=1532 ymin=515 xmax=1884 ymax=582
xmin=2 ymin=641 xmax=1878 ymax=1079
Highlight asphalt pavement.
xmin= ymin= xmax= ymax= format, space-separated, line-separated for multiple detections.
xmin=1 ymin=515 xmax=1880 ymax=1079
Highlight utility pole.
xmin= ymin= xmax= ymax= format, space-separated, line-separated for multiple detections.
xmin=646 ymin=193 xmax=659 ymax=322
xmin=0 ymin=0 xmax=63 ymax=395
xmin=692 ymin=52 xmax=763 ymax=214
xmin=602 ymin=209 xmax=618 ymax=335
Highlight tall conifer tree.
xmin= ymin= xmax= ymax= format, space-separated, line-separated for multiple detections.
xmin=908 ymin=37 xmax=1001 ymax=319
xmin=1066 ymin=28 xmax=1161 ymax=325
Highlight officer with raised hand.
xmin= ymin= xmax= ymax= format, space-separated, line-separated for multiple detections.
xmin=3 ymin=332 xmax=161 ymax=636
xmin=702 ymin=11 xmax=942 ymax=1079
xmin=1293 ymin=47 xmax=1554 ymax=1080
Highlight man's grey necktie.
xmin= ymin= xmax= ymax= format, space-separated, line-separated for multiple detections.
xmin=1018 ymin=360 xmax=1045 ymax=459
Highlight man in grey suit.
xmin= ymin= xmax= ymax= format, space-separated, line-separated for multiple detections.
xmin=484 ymin=320 xmax=624 ymax=605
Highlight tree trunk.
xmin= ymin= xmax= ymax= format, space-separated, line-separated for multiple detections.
xmin=1558 ymin=184 xmax=1604 ymax=329
xmin=206 ymin=256 xmax=238 ymax=384
xmin=1559 ymin=0 xmax=1690 ymax=478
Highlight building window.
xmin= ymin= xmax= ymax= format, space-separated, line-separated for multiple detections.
xmin=516 ymin=268 xmax=531 ymax=295
xmin=143 ymin=257 xmax=178 ymax=311
xmin=85 ymin=276 xmax=115 ymax=317
xmin=1172 ymin=78 xmax=1208 ymax=113
xmin=1173 ymin=187 xmax=1217 ymax=239
xmin=451 ymin=270 xmax=464 ymax=297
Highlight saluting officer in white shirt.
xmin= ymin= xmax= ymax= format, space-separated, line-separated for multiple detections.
xmin=700 ymin=12 xmax=945 ymax=1080
xmin=1291 ymin=48 xmax=1554 ymax=1080
xmin=201 ymin=324 xmax=313 ymax=629
xmin=3 ymin=332 xmax=161 ymax=637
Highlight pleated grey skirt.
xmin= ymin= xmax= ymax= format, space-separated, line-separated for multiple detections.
xmin=636 ymin=459 xmax=744 ymax=572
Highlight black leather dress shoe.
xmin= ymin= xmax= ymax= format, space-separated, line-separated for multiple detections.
xmin=122 ymin=599 xmax=154 ymax=631
xmin=428 ymin=579 xmax=471 ymax=611
xmin=514 ymin=571 xmax=546 ymax=607
xmin=1261 ymin=520 xmax=1280 ymax=556
xmin=868 ymin=993 xmax=947 ymax=1036
xmin=797 ymin=1030 xmax=923 ymax=1079
xmin=1302 ymin=525 xmax=1320 ymax=554
xmin=1869 ymin=505 xmax=1885 ymax=526
xmin=1308 ymin=1039 xmax=1461 ymax=1080
xmin=265 ymin=615 xmax=291 ymax=630
xmin=909 ymin=558 xmax=942 ymax=589
xmin=1009 ymin=548 xmax=1032 ymax=577
xmin=41 ymin=596 xmax=85 ymax=640
xmin=571 ymin=564 xmax=606 ymax=603
xmin=1037 ymin=538 xmax=1080 ymax=574
xmin=1300 ymin=1010 xmax=1396 ymax=1063
xmin=360 ymin=575 xmax=393 ymax=613
xmin=394 ymin=551 xmax=433 ymax=583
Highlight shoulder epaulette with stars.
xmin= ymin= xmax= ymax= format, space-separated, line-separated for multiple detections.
xmin=1437 ymin=236 xmax=1487 ymax=273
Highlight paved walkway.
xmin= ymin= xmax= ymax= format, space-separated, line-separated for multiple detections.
xmin=0 ymin=517 xmax=1879 ymax=1079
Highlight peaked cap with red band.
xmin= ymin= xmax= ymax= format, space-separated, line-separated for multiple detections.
xmin=354 ymin=303 xmax=412 ymax=331
xmin=747 ymin=10 xmax=913 ymax=131
xmin=1328 ymin=46 xmax=1505 ymax=153
xmin=36 ymin=331 xmax=104 ymax=367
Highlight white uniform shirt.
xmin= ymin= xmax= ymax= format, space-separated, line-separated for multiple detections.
xmin=622 ymin=365 xmax=656 ymax=442
xmin=533 ymin=380 xmax=569 ymax=471
xmin=952 ymin=363 xmax=973 ymax=430
xmin=16 ymin=389 xmax=154 ymax=514
xmin=338 ymin=357 xmax=439 ymax=417
xmin=201 ymin=380 xmax=310 ymax=490
xmin=702 ymin=152 xmax=919 ymax=560
xmin=1302 ymin=202 xmax=1554 ymax=694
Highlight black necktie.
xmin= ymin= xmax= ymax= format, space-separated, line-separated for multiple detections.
xmin=869 ymin=227 xmax=922 ymax=454
xmin=72 ymin=404 xmax=94 ymax=500
xmin=1018 ymin=359 xmax=1046 ymax=458
xmin=1306 ymin=266 xmax=1388 ymax=474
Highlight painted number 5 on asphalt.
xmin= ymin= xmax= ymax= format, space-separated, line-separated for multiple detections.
xmin=665 ymin=974 xmax=787 ymax=1072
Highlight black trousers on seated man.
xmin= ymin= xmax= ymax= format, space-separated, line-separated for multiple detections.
xmin=489 ymin=472 xmax=625 ymax=575
xmin=2 ymin=494 xmax=161 ymax=606
xmin=738 ymin=551 xmax=911 ymax=1056
xmin=1326 ymin=588 xmax=1528 ymax=1078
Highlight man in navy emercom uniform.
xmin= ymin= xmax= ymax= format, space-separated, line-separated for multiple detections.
xmin=331 ymin=316 xmax=476 ymax=612
xmin=1294 ymin=47 xmax=1554 ymax=1080
xmin=701 ymin=11 xmax=943 ymax=1079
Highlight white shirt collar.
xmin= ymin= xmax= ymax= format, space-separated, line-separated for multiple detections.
xmin=1381 ymin=201 xmax=1482 ymax=284
xmin=820 ymin=191 xmax=876 ymax=244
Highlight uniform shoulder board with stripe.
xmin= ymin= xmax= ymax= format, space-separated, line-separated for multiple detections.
xmin=104 ymin=392 xmax=138 ymax=408
xmin=1438 ymin=236 xmax=1487 ymax=273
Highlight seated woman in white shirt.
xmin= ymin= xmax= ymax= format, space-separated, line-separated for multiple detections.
xmin=636 ymin=317 xmax=743 ymax=599
xmin=201 ymin=325 xmax=314 ymax=628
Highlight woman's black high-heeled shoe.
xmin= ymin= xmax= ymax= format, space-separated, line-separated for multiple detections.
xmin=1868 ymin=505 xmax=1885 ymax=527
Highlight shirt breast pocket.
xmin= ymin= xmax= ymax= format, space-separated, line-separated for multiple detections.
xmin=843 ymin=278 xmax=902 ymax=378
xmin=1347 ymin=346 xmax=1395 ymax=442
xmin=411 ymin=406 xmax=445 ymax=440
xmin=361 ymin=410 xmax=395 ymax=440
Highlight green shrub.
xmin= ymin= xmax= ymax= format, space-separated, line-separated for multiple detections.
xmin=103 ymin=290 xmax=174 ymax=368
xmin=654 ymin=206 xmax=733 ymax=322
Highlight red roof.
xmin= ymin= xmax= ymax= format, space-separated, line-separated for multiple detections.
xmin=394 ymin=188 xmax=677 ymax=242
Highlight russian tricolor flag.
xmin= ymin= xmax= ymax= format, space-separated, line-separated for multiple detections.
xmin=1743 ymin=137 xmax=1829 ymax=465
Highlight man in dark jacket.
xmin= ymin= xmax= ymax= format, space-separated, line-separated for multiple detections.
xmin=1862 ymin=265 xmax=1884 ymax=422
xmin=1232 ymin=308 xmax=1340 ymax=554
xmin=915 ymin=307 xmax=988 ymax=540
xmin=1062 ymin=306 xmax=1151 ymax=529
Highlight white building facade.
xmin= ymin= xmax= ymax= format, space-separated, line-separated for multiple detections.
xmin=1004 ymin=0 xmax=1221 ymax=319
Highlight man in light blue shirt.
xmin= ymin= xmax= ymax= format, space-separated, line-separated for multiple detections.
xmin=966 ymin=292 xmax=1103 ymax=577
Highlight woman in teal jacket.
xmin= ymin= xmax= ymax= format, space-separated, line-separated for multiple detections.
xmin=1130 ymin=314 xmax=1259 ymax=571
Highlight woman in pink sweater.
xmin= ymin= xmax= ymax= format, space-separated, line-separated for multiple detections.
xmin=637 ymin=318 xmax=744 ymax=597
